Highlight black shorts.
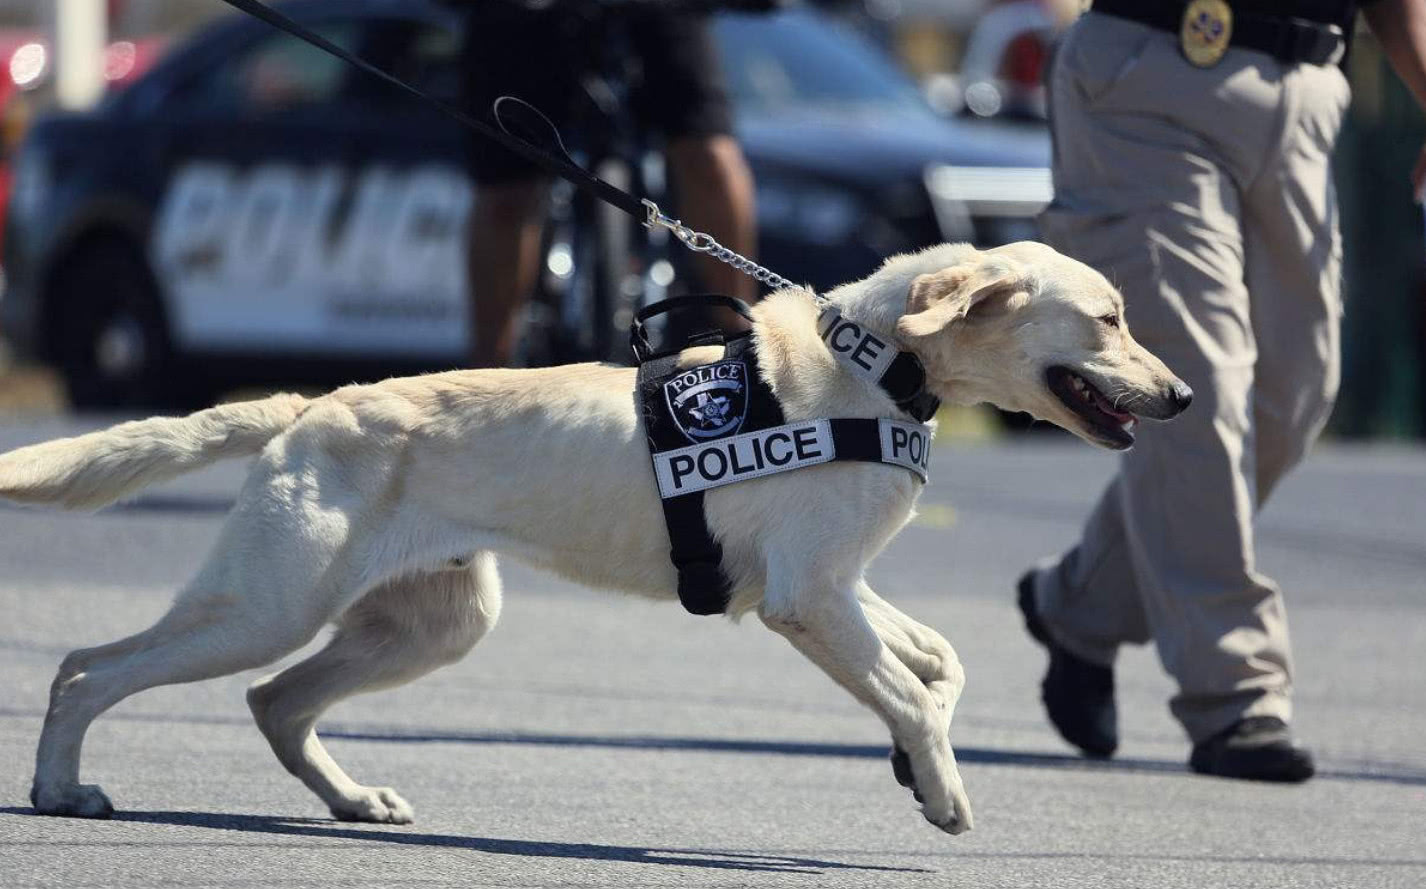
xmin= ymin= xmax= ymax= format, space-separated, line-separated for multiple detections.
xmin=460 ymin=7 xmax=734 ymax=184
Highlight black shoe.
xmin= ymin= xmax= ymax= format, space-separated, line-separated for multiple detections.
xmin=1017 ymin=571 xmax=1118 ymax=759
xmin=1189 ymin=716 xmax=1316 ymax=782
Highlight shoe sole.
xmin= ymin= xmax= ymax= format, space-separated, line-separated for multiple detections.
xmin=1189 ymin=749 xmax=1316 ymax=783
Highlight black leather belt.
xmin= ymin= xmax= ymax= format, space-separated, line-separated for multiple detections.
xmin=1093 ymin=0 xmax=1346 ymax=66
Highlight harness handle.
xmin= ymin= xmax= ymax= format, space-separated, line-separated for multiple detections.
xmin=630 ymin=294 xmax=754 ymax=363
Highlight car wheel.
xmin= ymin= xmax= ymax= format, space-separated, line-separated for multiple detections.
xmin=50 ymin=237 xmax=207 ymax=411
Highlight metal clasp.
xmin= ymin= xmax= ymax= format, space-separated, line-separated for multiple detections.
xmin=642 ymin=199 xmax=693 ymax=243
xmin=640 ymin=198 xmax=801 ymax=294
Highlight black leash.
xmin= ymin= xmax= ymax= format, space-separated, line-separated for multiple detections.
xmin=215 ymin=0 xmax=800 ymax=292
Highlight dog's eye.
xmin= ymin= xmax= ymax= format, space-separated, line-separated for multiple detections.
xmin=1099 ymin=314 xmax=1121 ymax=329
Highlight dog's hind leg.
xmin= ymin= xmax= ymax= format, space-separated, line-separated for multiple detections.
xmin=759 ymin=572 xmax=972 ymax=835
xmin=31 ymin=589 xmax=329 ymax=818
xmin=246 ymin=553 xmax=500 ymax=823
xmin=32 ymin=439 xmax=377 ymax=819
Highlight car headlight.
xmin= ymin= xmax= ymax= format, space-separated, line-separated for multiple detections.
xmin=923 ymin=164 xmax=1052 ymax=241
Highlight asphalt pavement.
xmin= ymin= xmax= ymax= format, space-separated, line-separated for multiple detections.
xmin=1 ymin=416 xmax=1423 ymax=888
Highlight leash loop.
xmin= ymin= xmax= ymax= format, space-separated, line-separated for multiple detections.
xmin=493 ymin=95 xmax=575 ymax=165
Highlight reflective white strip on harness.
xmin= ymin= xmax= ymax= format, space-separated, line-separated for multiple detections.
xmin=878 ymin=419 xmax=933 ymax=479
xmin=653 ymin=418 xmax=932 ymax=498
xmin=817 ymin=306 xmax=899 ymax=386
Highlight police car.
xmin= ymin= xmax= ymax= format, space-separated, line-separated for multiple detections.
xmin=2 ymin=0 xmax=1049 ymax=408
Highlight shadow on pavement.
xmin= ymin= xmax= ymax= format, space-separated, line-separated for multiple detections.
xmin=2 ymin=707 xmax=1422 ymax=786
xmin=0 ymin=494 xmax=236 ymax=516
xmin=319 ymin=726 xmax=1426 ymax=787
xmin=947 ymin=850 xmax=1426 ymax=868
xmin=0 ymin=808 xmax=927 ymax=874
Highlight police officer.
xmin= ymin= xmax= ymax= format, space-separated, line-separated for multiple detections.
xmin=459 ymin=2 xmax=759 ymax=368
xmin=1018 ymin=0 xmax=1426 ymax=781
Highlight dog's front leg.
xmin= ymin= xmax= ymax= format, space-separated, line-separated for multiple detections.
xmin=759 ymin=582 xmax=972 ymax=835
xmin=857 ymin=582 xmax=965 ymax=724
xmin=855 ymin=583 xmax=968 ymax=811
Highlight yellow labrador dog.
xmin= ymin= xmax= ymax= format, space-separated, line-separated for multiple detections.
xmin=0 ymin=241 xmax=1188 ymax=835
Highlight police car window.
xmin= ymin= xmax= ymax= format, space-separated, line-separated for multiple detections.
xmin=714 ymin=11 xmax=928 ymax=115
xmin=178 ymin=22 xmax=360 ymax=113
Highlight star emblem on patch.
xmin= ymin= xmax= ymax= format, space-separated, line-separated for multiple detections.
xmin=664 ymin=359 xmax=750 ymax=442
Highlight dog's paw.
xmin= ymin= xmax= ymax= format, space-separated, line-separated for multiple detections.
xmin=889 ymin=746 xmax=923 ymax=802
xmin=921 ymin=788 xmax=973 ymax=836
xmin=330 ymin=787 xmax=414 ymax=824
xmin=30 ymin=782 xmax=115 ymax=819
xmin=891 ymin=744 xmax=973 ymax=835
xmin=924 ymin=809 xmax=971 ymax=835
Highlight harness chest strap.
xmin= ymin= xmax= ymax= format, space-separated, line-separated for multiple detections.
xmin=652 ymin=417 xmax=931 ymax=498
xmin=635 ymin=318 xmax=935 ymax=616
xmin=653 ymin=415 xmax=932 ymax=617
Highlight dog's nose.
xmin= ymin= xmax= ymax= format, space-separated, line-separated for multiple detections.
xmin=1168 ymin=381 xmax=1194 ymax=414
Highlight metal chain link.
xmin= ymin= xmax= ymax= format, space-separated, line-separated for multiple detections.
xmin=642 ymin=199 xmax=825 ymax=304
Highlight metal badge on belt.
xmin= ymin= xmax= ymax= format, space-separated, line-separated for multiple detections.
xmin=1181 ymin=0 xmax=1232 ymax=67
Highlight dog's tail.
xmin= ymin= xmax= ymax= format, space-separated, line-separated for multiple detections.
xmin=0 ymin=392 xmax=308 ymax=510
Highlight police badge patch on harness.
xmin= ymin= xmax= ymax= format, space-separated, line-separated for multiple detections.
xmin=665 ymin=360 xmax=749 ymax=442
xmin=631 ymin=294 xmax=938 ymax=616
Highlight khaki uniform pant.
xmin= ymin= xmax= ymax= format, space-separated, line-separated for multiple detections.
xmin=1034 ymin=13 xmax=1349 ymax=743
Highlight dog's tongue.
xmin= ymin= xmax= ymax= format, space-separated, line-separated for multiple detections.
xmin=1091 ymin=388 xmax=1134 ymax=423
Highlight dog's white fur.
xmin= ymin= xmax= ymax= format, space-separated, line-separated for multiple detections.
xmin=0 ymin=242 xmax=1181 ymax=834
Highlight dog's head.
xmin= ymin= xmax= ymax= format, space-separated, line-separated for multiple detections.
xmin=893 ymin=242 xmax=1191 ymax=449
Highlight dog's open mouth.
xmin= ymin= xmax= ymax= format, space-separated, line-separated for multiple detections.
xmin=1046 ymin=366 xmax=1137 ymax=449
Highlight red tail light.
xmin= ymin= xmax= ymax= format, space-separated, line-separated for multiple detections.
xmin=1000 ymin=32 xmax=1047 ymax=89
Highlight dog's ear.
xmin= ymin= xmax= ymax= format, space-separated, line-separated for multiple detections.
xmin=896 ymin=259 xmax=1025 ymax=340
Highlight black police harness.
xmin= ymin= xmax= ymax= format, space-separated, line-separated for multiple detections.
xmin=210 ymin=0 xmax=940 ymax=616
xmin=632 ymin=294 xmax=939 ymax=615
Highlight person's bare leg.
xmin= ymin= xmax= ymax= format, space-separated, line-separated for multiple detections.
xmin=467 ymin=180 xmax=548 ymax=367
xmin=666 ymin=135 xmax=759 ymax=306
